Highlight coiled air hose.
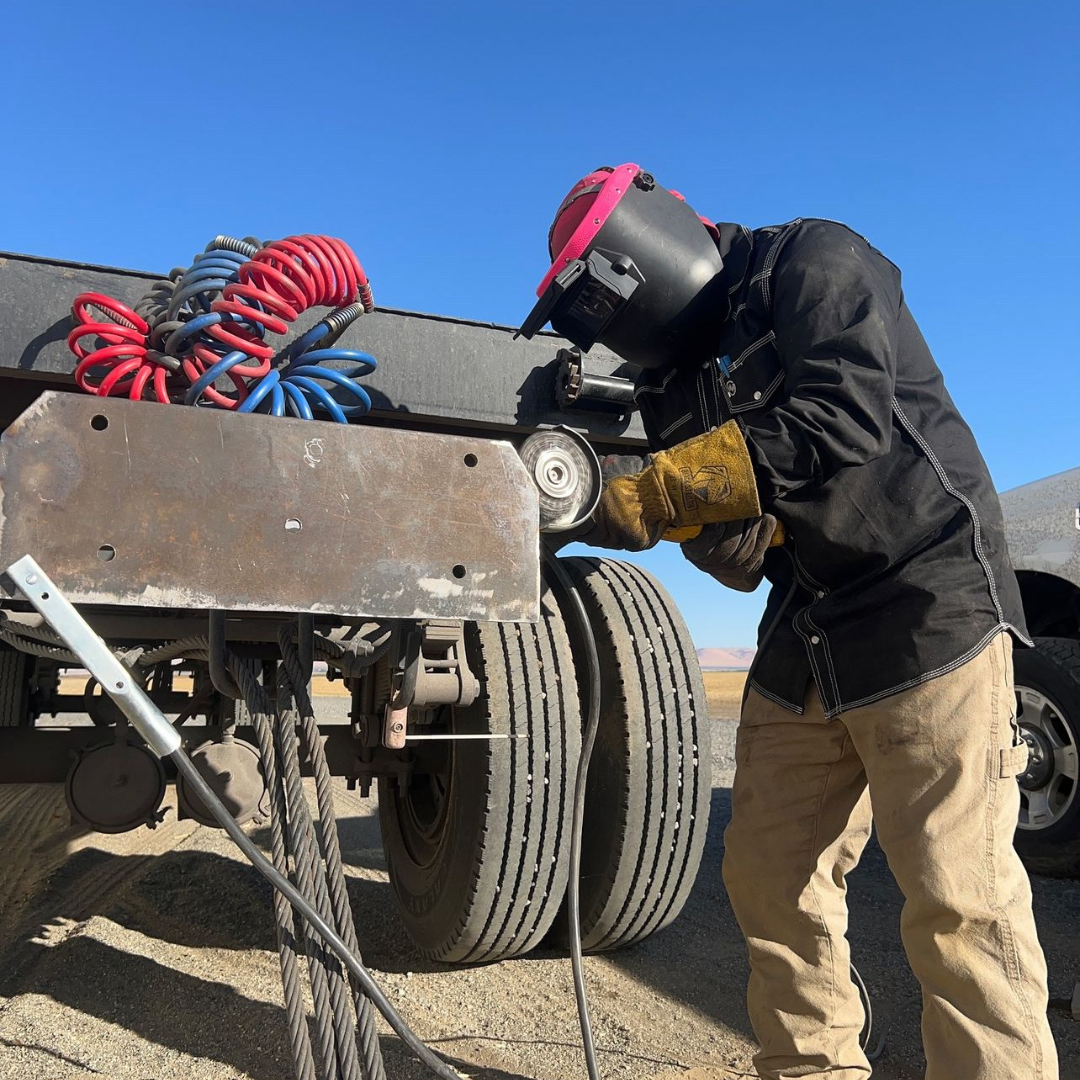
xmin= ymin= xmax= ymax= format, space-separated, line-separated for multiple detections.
xmin=7 ymin=554 xmax=606 ymax=1080
xmin=68 ymin=234 xmax=377 ymax=422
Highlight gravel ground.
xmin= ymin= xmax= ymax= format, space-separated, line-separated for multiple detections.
xmin=0 ymin=699 xmax=1077 ymax=1080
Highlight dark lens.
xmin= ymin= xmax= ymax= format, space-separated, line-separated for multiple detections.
xmin=571 ymin=278 xmax=620 ymax=324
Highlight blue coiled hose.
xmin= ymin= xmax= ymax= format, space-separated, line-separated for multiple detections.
xmin=236 ymin=303 xmax=376 ymax=424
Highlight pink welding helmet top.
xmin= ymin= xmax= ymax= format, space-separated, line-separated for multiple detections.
xmin=540 ymin=164 xmax=639 ymax=295
xmin=540 ymin=163 xmax=719 ymax=297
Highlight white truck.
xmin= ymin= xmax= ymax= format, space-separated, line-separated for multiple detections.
xmin=1001 ymin=466 xmax=1080 ymax=877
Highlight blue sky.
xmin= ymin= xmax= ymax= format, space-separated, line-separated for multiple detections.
xmin=1 ymin=2 xmax=1076 ymax=647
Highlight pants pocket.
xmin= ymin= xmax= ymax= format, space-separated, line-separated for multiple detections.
xmin=999 ymin=742 xmax=1029 ymax=779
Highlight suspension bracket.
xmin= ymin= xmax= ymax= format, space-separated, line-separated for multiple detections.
xmin=378 ymin=620 xmax=478 ymax=748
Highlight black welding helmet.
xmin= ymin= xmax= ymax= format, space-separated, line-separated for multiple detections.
xmin=517 ymin=163 xmax=725 ymax=370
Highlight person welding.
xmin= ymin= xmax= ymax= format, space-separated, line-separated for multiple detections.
xmin=518 ymin=163 xmax=1058 ymax=1080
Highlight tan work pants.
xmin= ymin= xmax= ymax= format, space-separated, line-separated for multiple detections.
xmin=724 ymin=634 xmax=1058 ymax=1079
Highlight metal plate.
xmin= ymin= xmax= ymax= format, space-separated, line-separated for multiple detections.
xmin=0 ymin=393 xmax=539 ymax=622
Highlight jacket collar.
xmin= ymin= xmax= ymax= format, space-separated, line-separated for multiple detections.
xmin=713 ymin=222 xmax=755 ymax=318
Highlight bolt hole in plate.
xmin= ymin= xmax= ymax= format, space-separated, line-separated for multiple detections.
xmin=463 ymin=453 xmax=478 ymax=468
xmin=91 ymin=414 xmax=108 ymax=431
xmin=97 ymin=544 xmax=116 ymax=562
xmin=453 ymin=565 xmax=467 ymax=579
xmin=285 ymin=518 xmax=302 ymax=532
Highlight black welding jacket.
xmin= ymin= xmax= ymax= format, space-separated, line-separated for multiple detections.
xmin=634 ymin=218 xmax=1029 ymax=717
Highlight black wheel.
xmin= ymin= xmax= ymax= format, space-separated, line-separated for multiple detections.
xmin=1013 ymin=637 xmax=1080 ymax=878
xmin=0 ymin=648 xmax=32 ymax=727
xmin=555 ymin=556 xmax=711 ymax=952
xmin=379 ymin=597 xmax=581 ymax=963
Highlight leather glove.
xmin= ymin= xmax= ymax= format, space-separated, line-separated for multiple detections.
xmin=681 ymin=515 xmax=778 ymax=592
xmin=595 ymin=421 xmax=762 ymax=551
xmin=544 ymin=453 xmax=646 ymax=551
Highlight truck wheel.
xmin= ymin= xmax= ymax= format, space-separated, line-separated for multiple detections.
xmin=379 ymin=598 xmax=581 ymax=963
xmin=555 ymin=557 xmax=711 ymax=952
xmin=1012 ymin=637 xmax=1080 ymax=878
xmin=0 ymin=648 xmax=31 ymax=726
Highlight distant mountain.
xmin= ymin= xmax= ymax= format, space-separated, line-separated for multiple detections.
xmin=697 ymin=647 xmax=756 ymax=670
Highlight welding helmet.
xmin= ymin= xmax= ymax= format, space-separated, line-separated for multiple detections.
xmin=517 ymin=163 xmax=725 ymax=370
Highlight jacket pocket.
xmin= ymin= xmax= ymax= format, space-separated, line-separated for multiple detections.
xmin=722 ymin=336 xmax=785 ymax=416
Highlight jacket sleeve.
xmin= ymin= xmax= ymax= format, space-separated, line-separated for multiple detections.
xmin=743 ymin=221 xmax=902 ymax=501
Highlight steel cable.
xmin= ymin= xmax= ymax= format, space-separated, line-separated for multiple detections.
xmin=231 ymin=659 xmax=318 ymax=1080
xmin=133 ymin=635 xmax=384 ymax=1080
xmin=276 ymin=667 xmax=364 ymax=1080
xmin=0 ymin=625 xmax=78 ymax=663
xmin=279 ymin=623 xmax=386 ymax=1080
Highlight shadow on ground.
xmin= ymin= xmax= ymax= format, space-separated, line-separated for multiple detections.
xmin=1 ymin=781 xmax=1077 ymax=1080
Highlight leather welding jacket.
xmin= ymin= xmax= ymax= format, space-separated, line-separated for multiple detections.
xmin=633 ymin=218 xmax=1029 ymax=718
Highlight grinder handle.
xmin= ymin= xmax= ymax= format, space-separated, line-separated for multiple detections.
xmin=662 ymin=520 xmax=786 ymax=546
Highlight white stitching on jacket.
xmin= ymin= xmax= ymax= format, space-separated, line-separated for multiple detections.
xmin=759 ymin=219 xmax=802 ymax=315
xmin=792 ymin=612 xmax=833 ymax=714
xmin=806 ymin=609 xmax=842 ymax=709
xmin=633 ymin=366 xmax=678 ymax=400
xmin=731 ymin=369 xmax=784 ymax=414
xmin=733 ymin=331 xmax=777 ymax=370
xmin=748 ymin=678 xmax=805 ymax=715
xmin=891 ymin=398 xmax=1005 ymax=621
xmin=659 ymin=412 xmax=693 ymax=440
xmin=834 ymin=623 xmax=1030 ymax=716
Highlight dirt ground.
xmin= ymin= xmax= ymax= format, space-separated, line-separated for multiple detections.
xmin=0 ymin=675 xmax=1077 ymax=1079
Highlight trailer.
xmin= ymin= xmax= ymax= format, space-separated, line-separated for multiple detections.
xmin=0 ymin=249 xmax=713 ymax=964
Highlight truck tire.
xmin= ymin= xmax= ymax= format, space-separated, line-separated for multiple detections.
xmin=0 ymin=648 xmax=31 ymax=726
xmin=379 ymin=598 xmax=581 ymax=963
xmin=555 ymin=556 xmax=711 ymax=952
xmin=1013 ymin=637 xmax=1080 ymax=878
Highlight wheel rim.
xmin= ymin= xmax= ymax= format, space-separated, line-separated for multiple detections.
xmin=390 ymin=714 xmax=454 ymax=868
xmin=1015 ymin=683 xmax=1078 ymax=830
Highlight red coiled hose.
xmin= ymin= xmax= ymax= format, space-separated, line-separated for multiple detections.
xmin=68 ymin=293 xmax=173 ymax=404
xmin=208 ymin=235 xmax=374 ymax=357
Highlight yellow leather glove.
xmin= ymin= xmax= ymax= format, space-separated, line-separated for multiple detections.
xmin=595 ymin=421 xmax=761 ymax=551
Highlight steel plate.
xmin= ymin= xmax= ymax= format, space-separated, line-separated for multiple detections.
xmin=0 ymin=393 xmax=539 ymax=621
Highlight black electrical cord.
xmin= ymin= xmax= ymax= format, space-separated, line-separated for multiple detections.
xmin=167 ymin=553 xmax=608 ymax=1080
xmin=169 ymin=748 xmax=463 ymax=1080
xmin=544 ymin=548 xmax=603 ymax=1080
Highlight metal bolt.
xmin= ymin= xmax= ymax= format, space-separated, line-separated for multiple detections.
xmin=810 ymin=635 xmax=821 ymax=645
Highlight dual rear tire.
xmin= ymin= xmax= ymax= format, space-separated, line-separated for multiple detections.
xmin=379 ymin=557 xmax=712 ymax=963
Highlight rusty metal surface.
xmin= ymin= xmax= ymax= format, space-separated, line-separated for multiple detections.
xmin=0 ymin=393 xmax=539 ymax=621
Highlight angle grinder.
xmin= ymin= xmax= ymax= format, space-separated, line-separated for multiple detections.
xmin=519 ymin=427 xmax=786 ymax=545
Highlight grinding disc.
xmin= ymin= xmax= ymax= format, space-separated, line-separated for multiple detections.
xmin=519 ymin=428 xmax=602 ymax=532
